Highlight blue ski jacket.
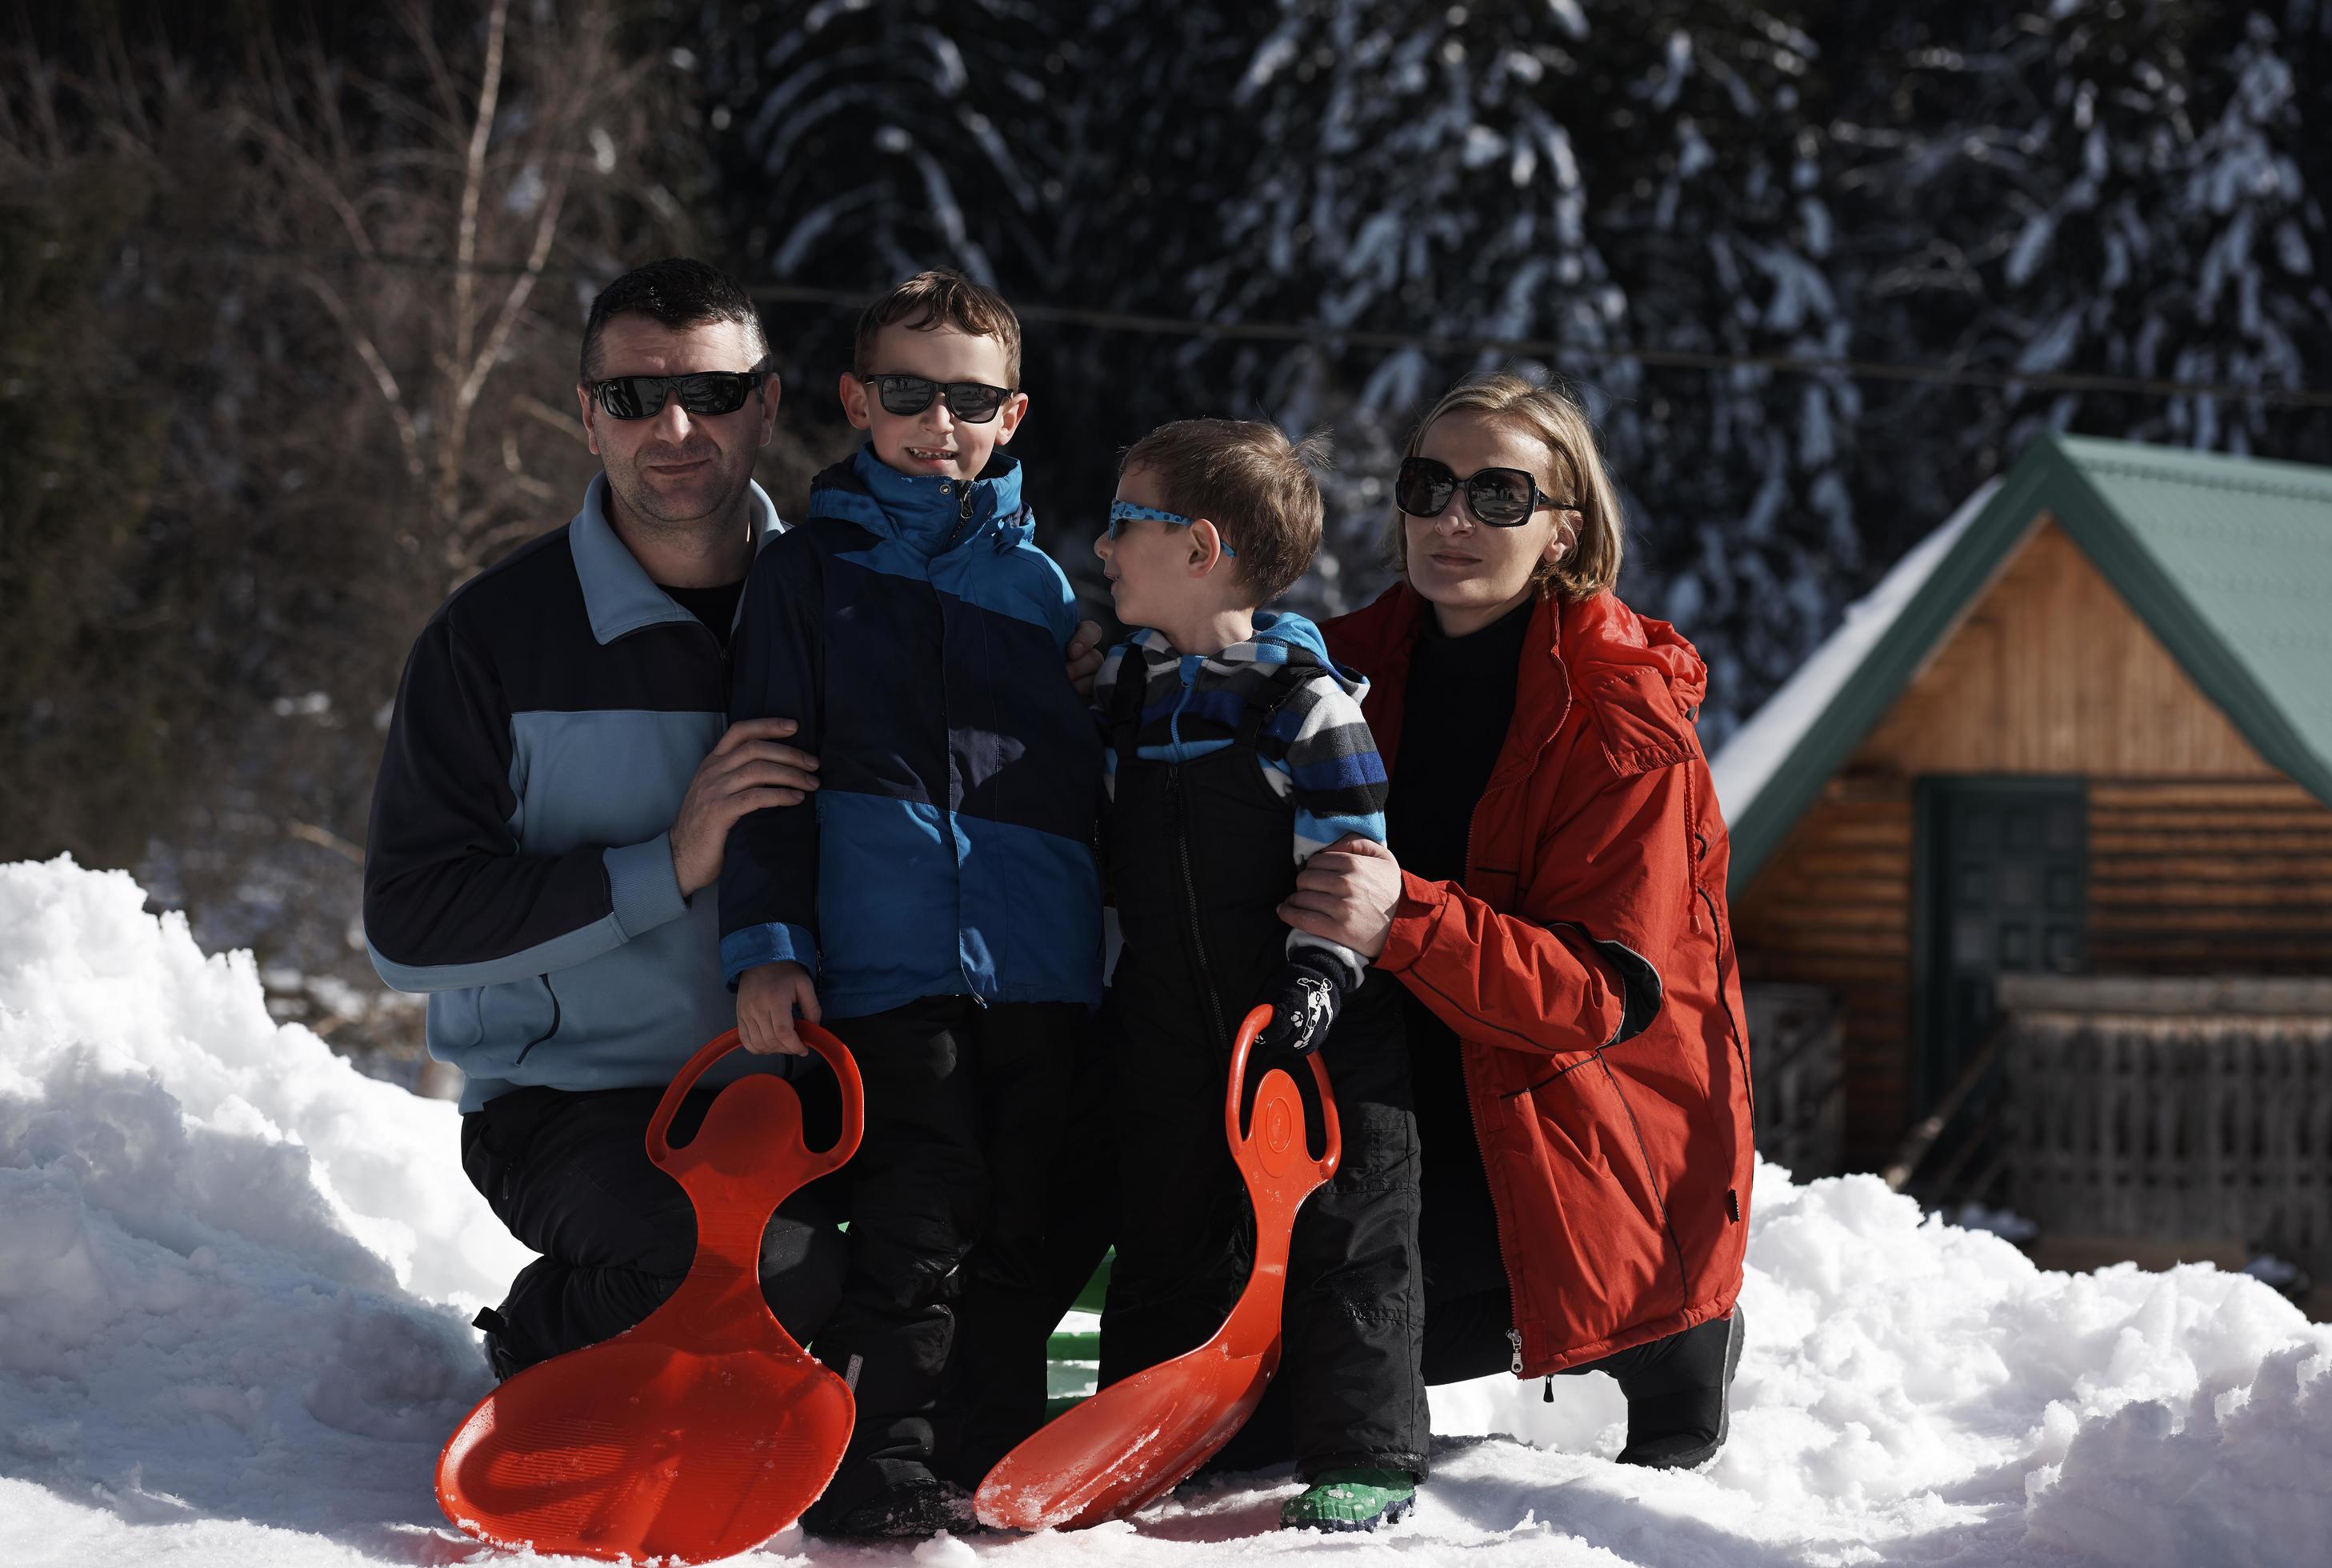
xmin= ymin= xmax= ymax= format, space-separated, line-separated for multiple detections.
xmin=718 ymin=446 xmax=1104 ymax=1018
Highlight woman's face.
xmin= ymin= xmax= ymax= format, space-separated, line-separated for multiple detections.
xmin=1402 ymin=411 xmax=1575 ymax=635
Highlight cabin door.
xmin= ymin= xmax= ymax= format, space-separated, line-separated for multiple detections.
xmin=1917 ymin=779 xmax=2088 ymax=1114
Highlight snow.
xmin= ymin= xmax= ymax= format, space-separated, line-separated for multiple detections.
xmin=6 ymin=854 xmax=2332 ymax=1566
xmin=1710 ymin=478 xmax=1996 ymax=824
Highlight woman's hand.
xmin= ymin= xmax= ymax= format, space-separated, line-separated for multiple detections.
xmin=1278 ymin=835 xmax=1404 ymax=961
xmin=1065 ymin=619 xmax=1106 ymax=699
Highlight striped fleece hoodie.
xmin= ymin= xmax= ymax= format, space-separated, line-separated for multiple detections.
xmin=1093 ymin=610 xmax=1391 ymax=983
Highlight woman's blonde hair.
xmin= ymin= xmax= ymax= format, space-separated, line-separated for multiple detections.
xmin=1390 ymin=371 xmax=1625 ymax=602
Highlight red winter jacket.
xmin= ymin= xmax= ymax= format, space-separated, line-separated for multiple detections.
xmin=1326 ymin=584 xmax=1754 ymax=1376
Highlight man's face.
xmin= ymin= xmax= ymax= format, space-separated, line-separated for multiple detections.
xmin=578 ymin=316 xmax=779 ymax=531
xmin=838 ymin=322 xmax=1026 ymax=485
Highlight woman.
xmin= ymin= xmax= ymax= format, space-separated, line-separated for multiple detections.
xmin=1286 ymin=370 xmax=1754 ymax=1474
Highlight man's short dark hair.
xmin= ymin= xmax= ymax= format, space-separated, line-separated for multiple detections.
xmin=580 ymin=258 xmax=769 ymax=381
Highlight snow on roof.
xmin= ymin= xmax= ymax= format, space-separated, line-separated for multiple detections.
xmin=6 ymin=853 xmax=2331 ymax=1563
xmin=1710 ymin=477 xmax=1998 ymax=822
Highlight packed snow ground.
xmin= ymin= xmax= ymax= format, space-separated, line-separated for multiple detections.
xmin=3 ymin=857 xmax=2328 ymax=1568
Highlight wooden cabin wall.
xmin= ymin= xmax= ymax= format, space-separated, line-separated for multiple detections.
xmin=2088 ymin=779 xmax=2332 ymax=972
xmin=1731 ymin=781 xmax=1914 ymax=1169
xmin=1730 ymin=518 xmax=2332 ymax=1168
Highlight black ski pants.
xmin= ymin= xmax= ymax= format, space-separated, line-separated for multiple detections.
xmin=458 ymin=1073 xmax=848 ymax=1372
xmin=1106 ymin=971 xmax=1428 ymax=1480
xmin=808 ymin=995 xmax=1082 ymax=1521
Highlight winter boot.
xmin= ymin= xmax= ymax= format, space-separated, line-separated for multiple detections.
xmin=804 ymin=1470 xmax=976 ymax=1540
xmin=1614 ymin=1306 xmax=1745 ymax=1470
xmin=1280 ymin=1467 xmax=1417 ymax=1532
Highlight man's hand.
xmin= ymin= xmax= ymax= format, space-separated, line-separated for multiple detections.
xmin=1278 ymin=835 xmax=1404 ymax=961
xmin=737 ymin=961 xmax=820 ymax=1056
xmin=1066 ymin=619 xmax=1106 ymax=701
xmin=670 ymin=717 xmax=820 ymax=898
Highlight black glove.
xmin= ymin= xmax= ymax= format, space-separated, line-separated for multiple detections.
xmin=1255 ymin=950 xmax=1357 ymax=1055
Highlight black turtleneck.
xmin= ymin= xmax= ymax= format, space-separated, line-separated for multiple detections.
xmin=1386 ymin=597 xmax=1534 ymax=885
xmin=1384 ymin=594 xmax=1535 ymax=1301
xmin=662 ymin=578 xmax=747 ymax=652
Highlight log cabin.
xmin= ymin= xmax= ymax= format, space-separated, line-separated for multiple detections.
xmin=1709 ymin=434 xmax=2332 ymax=1271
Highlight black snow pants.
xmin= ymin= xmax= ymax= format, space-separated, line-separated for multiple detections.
xmin=1098 ymin=670 xmax=1428 ymax=1482
xmin=806 ymin=994 xmax=1082 ymax=1522
xmin=459 ymin=1073 xmax=849 ymax=1373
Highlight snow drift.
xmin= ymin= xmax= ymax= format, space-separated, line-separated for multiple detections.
xmin=2 ymin=854 xmax=2326 ymax=1566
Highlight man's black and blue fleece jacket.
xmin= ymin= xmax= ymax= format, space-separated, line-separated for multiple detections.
xmin=718 ymin=446 xmax=1103 ymax=1018
xmin=363 ymin=476 xmax=793 ymax=1112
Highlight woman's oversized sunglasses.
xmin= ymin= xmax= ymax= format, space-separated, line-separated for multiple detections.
xmin=1394 ymin=456 xmax=1574 ymax=528
xmin=860 ymin=374 xmax=1014 ymax=424
xmin=589 ymin=368 xmax=770 ymax=421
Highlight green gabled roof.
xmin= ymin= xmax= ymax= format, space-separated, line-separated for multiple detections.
xmin=1712 ymin=432 xmax=2332 ymax=894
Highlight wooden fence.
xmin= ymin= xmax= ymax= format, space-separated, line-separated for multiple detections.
xmin=1745 ymin=983 xmax=1845 ymax=1179
xmin=2002 ymin=975 xmax=2332 ymax=1276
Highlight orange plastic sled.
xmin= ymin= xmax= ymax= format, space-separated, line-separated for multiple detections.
xmin=976 ymin=1003 xmax=1340 ymax=1531
xmin=436 ymin=1025 xmax=863 ymax=1563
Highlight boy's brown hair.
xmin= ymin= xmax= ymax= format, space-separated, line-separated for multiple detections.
xmin=1118 ymin=419 xmax=1330 ymax=606
xmin=852 ymin=269 xmax=1022 ymax=387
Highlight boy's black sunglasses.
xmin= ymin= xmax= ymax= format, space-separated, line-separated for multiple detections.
xmin=589 ymin=368 xmax=770 ymax=421
xmin=862 ymin=374 xmax=1014 ymax=424
xmin=1394 ymin=456 xmax=1575 ymax=528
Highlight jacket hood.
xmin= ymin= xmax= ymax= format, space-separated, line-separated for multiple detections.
xmin=1560 ymin=592 xmax=1710 ymax=717
xmin=1126 ymin=609 xmax=1373 ymax=704
xmin=1249 ymin=610 xmax=1370 ymax=702
xmin=805 ymin=444 xmax=1033 ymax=557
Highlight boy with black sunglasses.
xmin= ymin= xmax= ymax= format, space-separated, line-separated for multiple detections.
xmin=1090 ymin=419 xmax=1427 ymax=1532
xmin=718 ymin=270 xmax=1103 ymax=1538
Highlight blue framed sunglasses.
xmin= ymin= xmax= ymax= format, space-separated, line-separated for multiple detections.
xmin=1106 ymin=502 xmax=1238 ymax=557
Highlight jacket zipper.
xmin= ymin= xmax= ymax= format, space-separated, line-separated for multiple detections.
xmin=940 ymin=478 xmax=977 ymax=552
xmin=1168 ymin=763 xmax=1230 ymax=1048
xmin=1456 ymin=793 xmax=1529 ymax=1376
xmin=1698 ymin=884 xmax=1752 ymax=1119
xmin=938 ymin=479 xmax=981 ymax=1000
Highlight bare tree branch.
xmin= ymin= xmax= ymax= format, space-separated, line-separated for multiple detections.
xmin=294 ymin=267 xmax=427 ymax=485
xmin=438 ymin=0 xmax=512 ymax=533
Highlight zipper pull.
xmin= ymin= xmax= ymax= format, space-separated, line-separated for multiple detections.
xmin=960 ymin=484 xmax=975 ymax=521
xmin=1507 ymin=1327 xmax=1523 ymax=1377
xmin=1542 ymin=1376 xmax=1554 ymax=1403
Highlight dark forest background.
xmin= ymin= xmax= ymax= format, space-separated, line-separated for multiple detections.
xmin=5 ymin=0 xmax=2328 ymax=1078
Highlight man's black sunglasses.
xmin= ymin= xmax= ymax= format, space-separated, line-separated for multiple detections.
xmin=861 ymin=374 xmax=1014 ymax=424
xmin=1394 ymin=456 xmax=1575 ymax=528
xmin=589 ymin=368 xmax=770 ymax=421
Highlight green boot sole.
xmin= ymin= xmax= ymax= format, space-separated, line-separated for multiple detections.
xmin=1280 ymin=1467 xmax=1418 ymax=1533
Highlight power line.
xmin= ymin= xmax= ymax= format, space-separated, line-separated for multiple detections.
xmin=196 ymin=238 xmax=2332 ymax=412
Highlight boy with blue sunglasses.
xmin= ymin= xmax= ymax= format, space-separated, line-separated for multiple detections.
xmin=1090 ymin=419 xmax=1426 ymax=1531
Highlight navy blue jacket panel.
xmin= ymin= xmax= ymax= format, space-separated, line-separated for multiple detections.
xmin=364 ymin=476 xmax=800 ymax=1110
xmin=719 ymin=446 xmax=1104 ymax=1018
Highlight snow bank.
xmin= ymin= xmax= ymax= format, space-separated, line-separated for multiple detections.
xmin=4 ymin=854 xmax=2329 ymax=1566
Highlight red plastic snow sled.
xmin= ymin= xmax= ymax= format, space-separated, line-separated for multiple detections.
xmin=435 ymin=1025 xmax=862 ymax=1563
xmin=976 ymin=1002 xmax=1341 ymax=1531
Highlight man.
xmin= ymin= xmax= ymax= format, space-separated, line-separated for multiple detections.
xmin=362 ymin=258 xmax=1100 ymax=1377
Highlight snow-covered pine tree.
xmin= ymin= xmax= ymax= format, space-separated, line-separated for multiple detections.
xmin=1575 ymin=1 xmax=1861 ymax=742
xmin=1056 ymin=1 xmax=1858 ymax=736
xmin=695 ymin=0 xmax=1082 ymax=378
xmin=1833 ymin=1 xmax=2332 ymax=490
